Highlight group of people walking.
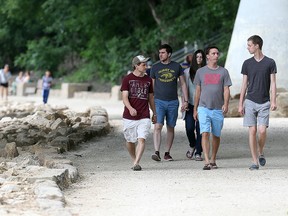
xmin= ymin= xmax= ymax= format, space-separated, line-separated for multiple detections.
xmin=0 ymin=65 xmax=53 ymax=104
xmin=120 ymin=35 xmax=277 ymax=171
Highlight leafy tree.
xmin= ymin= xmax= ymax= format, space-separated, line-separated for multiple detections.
xmin=0 ymin=0 xmax=240 ymax=84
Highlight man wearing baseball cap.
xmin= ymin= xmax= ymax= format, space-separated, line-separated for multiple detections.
xmin=131 ymin=55 xmax=150 ymax=67
xmin=120 ymin=55 xmax=156 ymax=171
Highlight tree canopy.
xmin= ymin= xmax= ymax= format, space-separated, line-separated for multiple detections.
xmin=0 ymin=0 xmax=240 ymax=84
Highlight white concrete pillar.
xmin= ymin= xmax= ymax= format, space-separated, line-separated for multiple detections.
xmin=225 ymin=0 xmax=288 ymax=96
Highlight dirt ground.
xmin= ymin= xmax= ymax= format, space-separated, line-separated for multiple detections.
xmin=8 ymin=95 xmax=288 ymax=216
xmin=63 ymin=118 xmax=288 ymax=216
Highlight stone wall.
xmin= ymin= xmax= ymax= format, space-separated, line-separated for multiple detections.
xmin=16 ymin=82 xmax=38 ymax=96
xmin=0 ymin=102 xmax=110 ymax=151
xmin=61 ymin=83 xmax=90 ymax=98
xmin=0 ymin=101 xmax=110 ymax=215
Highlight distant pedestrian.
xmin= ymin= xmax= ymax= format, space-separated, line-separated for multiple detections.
xmin=181 ymin=53 xmax=193 ymax=71
xmin=23 ymin=71 xmax=31 ymax=83
xmin=193 ymin=46 xmax=232 ymax=170
xmin=238 ymin=35 xmax=277 ymax=170
xmin=0 ymin=64 xmax=12 ymax=100
xmin=150 ymin=44 xmax=189 ymax=161
xmin=145 ymin=60 xmax=153 ymax=77
xmin=42 ymin=70 xmax=53 ymax=104
xmin=11 ymin=71 xmax=24 ymax=95
xmin=182 ymin=49 xmax=206 ymax=161
xmin=121 ymin=55 xmax=156 ymax=171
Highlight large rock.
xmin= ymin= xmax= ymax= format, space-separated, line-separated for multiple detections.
xmin=5 ymin=142 xmax=19 ymax=158
xmin=225 ymin=99 xmax=241 ymax=118
xmin=0 ymin=142 xmax=19 ymax=158
xmin=271 ymin=92 xmax=288 ymax=117
xmin=50 ymin=136 xmax=72 ymax=152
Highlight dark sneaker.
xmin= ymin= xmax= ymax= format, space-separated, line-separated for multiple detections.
xmin=151 ymin=151 xmax=161 ymax=161
xmin=259 ymin=155 xmax=266 ymax=166
xmin=203 ymin=164 xmax=211 ymax=170
xmin=249 ymin=164 xmax=259 ymax=170
xmin=195 ymin=154 xmax=203 ymax=161
xmin=132 ymin=164 xmax=142 ymax=171
xmin=186 ymin=148 xmax=195 ymax=159
xmin=164 ymin=152 xmax=174 ymax=161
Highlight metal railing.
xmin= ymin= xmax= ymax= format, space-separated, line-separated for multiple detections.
xmin=156 ymin=33 xmax=226 ymax=64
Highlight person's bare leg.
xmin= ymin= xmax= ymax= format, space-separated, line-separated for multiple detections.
xmin=0 ymin=86 xmax=3 ymax=99
xmin=257 ymin=125 xmax=267 ymax=155
xmin=210 ymin=135 xmax=220 ymax=163
xmin=135 ymin=138 xmax=145 ymax=165
xmin=166 ymin=125 xmax=174 ymax=152
xmin=126 ymin=142 xmax=136 ymax=162
xmin=4 ymin=87 xmax=8 ymax=100
xmin=201 ymin=132 xmax=210 ymax=165
xmin=153 ymin=123 xmax=163 ymax=152
xmin=249 ymin=126 xmax=258 ymax=164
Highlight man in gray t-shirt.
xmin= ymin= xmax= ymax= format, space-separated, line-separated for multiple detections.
xmin=193 ymin=46 xmax=232 ymax=170
xmin=194 ymin=66 xmax=232 ymax=110
xmin=238 ymin=35 xmax=277 ymax=171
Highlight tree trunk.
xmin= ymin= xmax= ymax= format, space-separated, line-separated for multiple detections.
xmin=146 ymin=0 xmax=168 ymax=44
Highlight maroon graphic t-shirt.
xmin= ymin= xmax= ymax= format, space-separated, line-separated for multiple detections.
xmin=121 ymin=73 xmax=153 ymax=120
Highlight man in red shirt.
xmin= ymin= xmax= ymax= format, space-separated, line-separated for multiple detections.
xmin=121 ymin=55 xmax=156 ymax=171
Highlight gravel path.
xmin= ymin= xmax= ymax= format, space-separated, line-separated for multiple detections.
xmin=7 ymin=95 xmax=288 ymax=216
xmin=63 ymin=118 xmax=288 ymax=216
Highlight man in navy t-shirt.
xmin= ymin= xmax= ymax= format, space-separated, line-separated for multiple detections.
xmin=150 ymin=44 xmax=188 ymax=161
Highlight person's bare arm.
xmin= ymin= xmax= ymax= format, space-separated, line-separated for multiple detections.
xmin=122 ymin=90 xmax=137 ymax=116
xmin=179 ymin=75 xmax=189 ymax=110
xmin=238 ymin=75 xmax=248 ymax=116
xmin=222 ymin=86 xmax=230 ymax=114
xmin=193 ymin=85 xmax=201 ymax=121
xmin=270 ymin=73 xmax=277 ymax=111
xmin=148 ymin=93 xmax=156 ymax=124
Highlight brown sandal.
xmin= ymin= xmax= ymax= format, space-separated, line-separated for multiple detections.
xmin=210 ymin=163 xmax=218 ymax=169
xmin=203 ymin=164 xmax=211 ymax=170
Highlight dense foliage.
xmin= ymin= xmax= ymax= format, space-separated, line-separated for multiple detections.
xmin=0 ymin=0 xmax=240 ymax=84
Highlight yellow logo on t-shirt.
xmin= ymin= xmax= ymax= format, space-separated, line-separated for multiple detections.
xmin=158 ymin=69 xmax=176 ymax=82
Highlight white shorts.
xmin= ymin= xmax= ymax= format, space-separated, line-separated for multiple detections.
xmin=123 ymin=118 xmax=151 ymax=143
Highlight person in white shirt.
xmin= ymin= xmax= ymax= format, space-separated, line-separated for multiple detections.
xmin=0 ymin=64 xmax=12 ymax=100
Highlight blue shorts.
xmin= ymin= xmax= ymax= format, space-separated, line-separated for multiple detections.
xmin=197 ymin=107 xmax=224 ymax=137
xmin=155 ymin=99 xmax=179 ymax=127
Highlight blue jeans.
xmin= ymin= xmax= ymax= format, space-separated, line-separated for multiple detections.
xmin=43 ymin=89 xmax=50 ymax=104
xmin=185 ymin=103 xmax=202 ymax=155
xmin=155 ymin=99 xmax=179 ymax=127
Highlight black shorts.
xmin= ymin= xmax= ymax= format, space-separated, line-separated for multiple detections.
xmin=0 ymin=83 xmax=8 ymax=88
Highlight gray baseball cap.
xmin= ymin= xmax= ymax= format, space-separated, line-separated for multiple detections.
xmin=132 ymin=55 xmax=150 ymax=67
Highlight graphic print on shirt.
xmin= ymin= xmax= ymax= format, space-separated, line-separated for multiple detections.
xmin=204 ymin=74 xmax=221 ymax=85
xmin=128 ymin=80 xmax=150 ymax=100
xmin=159 ymin=68 xmax=176 ymax=83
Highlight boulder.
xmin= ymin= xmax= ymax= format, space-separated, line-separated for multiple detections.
xmin=3 ymin=142 xmax=19 ymax=158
